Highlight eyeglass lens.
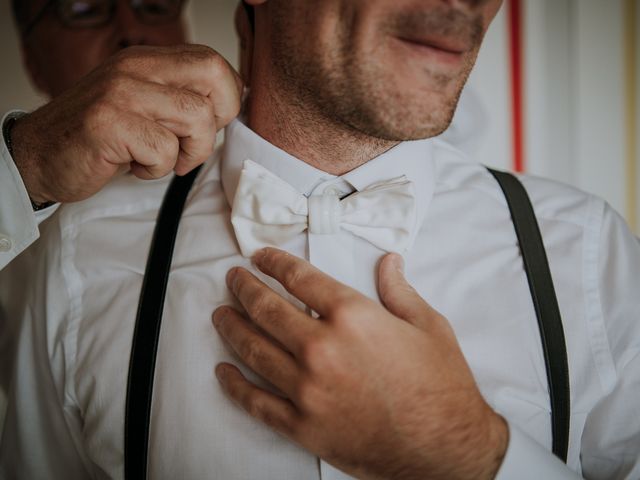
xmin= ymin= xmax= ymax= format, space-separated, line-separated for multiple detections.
xmin=58 ymin=0 xmax=182 ymax=27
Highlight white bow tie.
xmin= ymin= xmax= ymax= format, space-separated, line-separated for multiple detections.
xmin=230 ymin=160 xmax=417 ymax=257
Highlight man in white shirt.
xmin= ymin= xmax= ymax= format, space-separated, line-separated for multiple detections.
xmin=0 ymin=0 xmax=242 ymax=270
xmin=2 ymin=1 xmax=639 ymax=480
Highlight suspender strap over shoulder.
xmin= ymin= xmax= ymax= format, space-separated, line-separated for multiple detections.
xmin=125 ymin=166 xmax=202 ymax=480
xmin=488 ymin=168 xmax=570 ymax=462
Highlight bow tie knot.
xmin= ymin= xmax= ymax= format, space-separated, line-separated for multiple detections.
xmin=308 ymin=194 xmax=341 ymax=234
xmin=230 ymin=160 xmax=417 ymax=257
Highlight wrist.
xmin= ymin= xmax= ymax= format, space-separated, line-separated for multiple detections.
xmin=398 ymin=400 xmax=509 ymax=480
xmin=431 ymin=404 xmax=508 ymax=480
xmin=6 ymin=113 xmax=54 ymax=206
xmin=474 ymin=410 xmax=509 ymax=479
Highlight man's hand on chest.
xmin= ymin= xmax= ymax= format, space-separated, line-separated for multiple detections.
xmin=212 ymin=247 xmax=509 ymax=480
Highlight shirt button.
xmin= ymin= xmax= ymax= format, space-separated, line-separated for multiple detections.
xmin=0 ymin=234 xmax=12 ymax=252
xmin=324 ymin=186 xmax=342 ymax=196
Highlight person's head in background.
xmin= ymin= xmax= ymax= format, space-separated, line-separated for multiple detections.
xmin=11 ymin=0 xmax=189 ymax=98
xmin=237 ymin=0 xmax=502 ymax=156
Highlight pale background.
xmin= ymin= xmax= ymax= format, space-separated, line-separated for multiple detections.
xmin=0 ymin=0 xmax=639 ymax=432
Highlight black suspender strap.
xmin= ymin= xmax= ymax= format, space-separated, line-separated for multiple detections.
xmin=124 ymin=166 xmax=201 ymax=480
xmin=487 ymin=168 xmax=570 ymax=462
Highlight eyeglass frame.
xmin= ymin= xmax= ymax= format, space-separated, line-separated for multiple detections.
xmin=21 ymin=0 xmax=186 ymax=38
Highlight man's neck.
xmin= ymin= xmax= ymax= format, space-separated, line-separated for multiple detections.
xmin=245 ymin=81 xmax=399 ymax=176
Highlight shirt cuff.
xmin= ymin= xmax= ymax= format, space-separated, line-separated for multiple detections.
xmin=0 ymin=110 xmax=59 ymax=271
xmin=495 ymin=423 xmax=582 ymax=479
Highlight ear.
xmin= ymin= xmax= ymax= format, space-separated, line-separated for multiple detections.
xmin=235 ymin=2 xmax=255 ymax=87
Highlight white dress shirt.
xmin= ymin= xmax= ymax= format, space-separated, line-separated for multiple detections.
xmin=0 ymin=110 xmax=58 ymax=271
xmin=1 ymin=118 xmax=639 ymax=479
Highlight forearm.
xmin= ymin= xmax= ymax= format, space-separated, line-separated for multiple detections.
xmin=0 ymin=111 xmax=58 ymax=271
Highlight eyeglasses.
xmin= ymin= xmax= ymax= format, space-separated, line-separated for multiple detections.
xmin=22 ymin=0 xmax=185 ymax=37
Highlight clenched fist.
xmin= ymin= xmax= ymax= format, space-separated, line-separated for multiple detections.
xmin=11 ymin=44 xmax=242 ymax=204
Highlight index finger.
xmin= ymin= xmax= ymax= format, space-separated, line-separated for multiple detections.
xmin=251 ymin=248 xmax=361 ymax=316
xmin=225 ymin=267 xmax=320 ymax=357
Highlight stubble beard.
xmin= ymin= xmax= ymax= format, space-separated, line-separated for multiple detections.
xmin=269 ymin=5 xmax=483 ymax=143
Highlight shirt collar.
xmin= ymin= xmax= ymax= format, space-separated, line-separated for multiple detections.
xmin=221 ymin=119 xmax=332 ymax=205
xmin=221 ymin=118 xmax=436 ymax=231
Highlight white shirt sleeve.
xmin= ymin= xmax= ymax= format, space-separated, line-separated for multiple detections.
xmin=0 ymin=110 xmax=59 ymax=271
xmin=579 ymin=204 xmax=640 ymax=480
xmin=0 ymin=215 xmax=92 ymax=479
xmin=496 ymin=202 xmax=640 ymax=480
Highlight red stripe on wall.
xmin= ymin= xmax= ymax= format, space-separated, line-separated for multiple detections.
xmin=507 ymin=0 xmax=525 ymax=172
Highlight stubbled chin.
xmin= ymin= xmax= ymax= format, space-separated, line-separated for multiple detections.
xmin=362 ymin=100 xmax=457 ymax=142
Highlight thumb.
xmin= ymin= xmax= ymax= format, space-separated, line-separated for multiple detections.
xmin=377 ymin=253 xmax=439 ymax=330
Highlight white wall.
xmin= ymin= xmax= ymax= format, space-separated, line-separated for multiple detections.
xmin=465 ymin=0 xmax=639 ymax=232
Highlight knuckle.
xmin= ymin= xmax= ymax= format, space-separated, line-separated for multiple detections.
xmin=235 ymin=376 xmax=297 ymax=433
xmin=104 ymin=73 xmax=135 ymax=102
xmin=204 ymin=49 xmax=228 ymax=76
xmin=241 ymin=336 xmax=264 ymax=366
xmin=175 ymin=90 xmax=207 ymax=116
xmin=259 ymin=408 xmax=280 ymax=429
xmin=160 ymin=138 xmax=180 ymax=171
xmin=180 ymin=45 xmax=219 ymax=69
xmin=294 ymin=379 xmax=319 ymax=412
xmin=191 ymin=44 xmax=217 ymax=58
xmin=217 ymin=91 xmax=241 ymax=125
xmin=217 ymin=101 xmax=241 ymax=129
xmin=168 ymin=135 xmax=181 ymax=159
xmin=246 ymin=394 xmax=266 ymax=419
xmin=146 ymin=134 xmax=179 ymax=175
xmin=189 ymin=103 xmax=217 ymax=137
xmin=203 ymin=101 xmax=218 ymax=127
xmin=328 ymin=297 xmax=360 ymax=323
xmin=299 ymin=336 xmax=334 ymax=372
xmin=246 ymin=288 xmax=273 ymax=320
xmin=138 ymin=126 xmax=163 ymax=153
xmin=84 ymin=99 xmax=116 ymax=133
xmin=111 ymin=46 xmax=146 ymax=72
xmin=260 ymin=298 xmax=282 ymax=326
xmin=282 ymin=265 xmax=306 ymax=290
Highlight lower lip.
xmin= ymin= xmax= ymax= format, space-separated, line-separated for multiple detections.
xmin=393 ymin=37 xmax=465 ymax=67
